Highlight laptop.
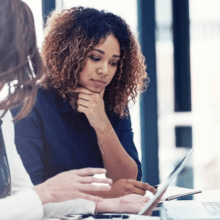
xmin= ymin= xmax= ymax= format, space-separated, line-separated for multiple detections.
xmin=139 ymin=148 xmax=220 ymax=220
xmin=138 ymin=148 xmax=194 ymax=215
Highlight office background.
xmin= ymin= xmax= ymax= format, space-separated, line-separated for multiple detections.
xmin=22 ymin=0 xmax=220 ymax=191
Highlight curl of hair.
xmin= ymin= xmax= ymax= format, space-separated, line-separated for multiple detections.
xmin=41 ymin=6 xmax=148 ymax=117
xmin=0 ymin=0 xmax=44 ymax=121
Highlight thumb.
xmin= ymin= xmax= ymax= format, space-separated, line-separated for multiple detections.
xmin=100 ymin=87 xmax=105 ymax=98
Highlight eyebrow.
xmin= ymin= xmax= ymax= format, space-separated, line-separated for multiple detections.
xmin=93 ymin=49 xmax=120 ymax=58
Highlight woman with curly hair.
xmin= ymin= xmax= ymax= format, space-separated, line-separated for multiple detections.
xmin=12 ymin=6 xmax=156 ymax=198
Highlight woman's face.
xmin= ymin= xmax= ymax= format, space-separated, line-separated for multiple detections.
xmin=79 ymin=34 xmax=120 ymax=93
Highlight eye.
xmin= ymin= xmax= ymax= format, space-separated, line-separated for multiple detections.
xmin=89 ymin=55 xmax=100 ymax=62
xmin=110 ymin=61 xmax=119 ymax=67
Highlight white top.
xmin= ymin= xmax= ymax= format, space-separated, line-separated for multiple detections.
xmin=0 ymin=110 xmax=95 ymax=220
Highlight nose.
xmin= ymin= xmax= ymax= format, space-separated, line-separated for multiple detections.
xmin=97 ymin=62 xmax=109 ymax=76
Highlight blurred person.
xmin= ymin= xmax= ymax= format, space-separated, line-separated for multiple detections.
xmin=0 ymin=1 xmax=158 ymax=219
xmin=11 ymin=6 xmax=156 ymax=198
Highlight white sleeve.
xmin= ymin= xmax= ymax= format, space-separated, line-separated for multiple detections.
xmin=0 ymin=188 xmax=43 ymax=220
xmin=2 ymin=111 xmax=34 ymax=193
xmin=0 ymin=111 xmax=44 ymax=220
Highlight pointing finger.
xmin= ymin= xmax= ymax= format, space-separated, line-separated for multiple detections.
xmin=133 ymin=181 xmax=157 ymax=194
xmin=133 ymin=188 xmax=147 ymax=196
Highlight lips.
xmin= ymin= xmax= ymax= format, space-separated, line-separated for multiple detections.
xmin=91 ymin=79 xmax=107 ymax=84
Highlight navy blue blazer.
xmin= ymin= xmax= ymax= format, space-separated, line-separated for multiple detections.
xmin=11 ymin=87 xmax=142 ymax=185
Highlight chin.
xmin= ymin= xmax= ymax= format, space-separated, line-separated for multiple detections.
xmin=91 ymin=88 xmax=102 ymax=93
xmin=86 ymin=86 xmax=103 ymax=93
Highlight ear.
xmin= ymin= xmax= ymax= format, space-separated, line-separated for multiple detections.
xmin=100 ymin=87 xmax=105 ymax=98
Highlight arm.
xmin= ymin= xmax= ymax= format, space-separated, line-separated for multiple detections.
xmin=99 ymin=113 xmax=142 ymax=181
xmin=95 ymin=120 xmax=138 ymax=181
xmin=88 ymin=179 xmax=157 ymax=199
xmin=75 ymin=87 xmax=139 ymax=182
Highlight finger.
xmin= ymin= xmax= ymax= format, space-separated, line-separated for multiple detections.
xmin=75 ymin=168 xmax=107 ymax=176
xmin=133 ymin=187 xmax=146 ymax=196
xmin=75 ymin=87 xmax=94 ymax=95
xmin=80 ymin=184 xmax=111 ymax=192
xmin=79 ymin=176 xmax=112 ymax=185
xmin=77 ymin=99 xmax=89 ymax=108
xmin=133 ymin=181 xmax=157 ymax=194
xmin=145 ymin=183 xmax=157 ymax=195
xmin=78 ymin=93 xmax=92 ymax=101
xmin=99 ymin=87 xmax=105 ymax=98
xmin=77 ymin=105 xmax=88 ymax=113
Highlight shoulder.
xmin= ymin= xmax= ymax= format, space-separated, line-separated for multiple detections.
xmin=10 ymin=87 xmax=61 ymax=119
xmin=35 ymin=86 xmax=62 ymax=110
xmin=36 ymin=86 xmax=56 ymax=102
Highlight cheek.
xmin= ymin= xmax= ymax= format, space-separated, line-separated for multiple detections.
xmin=79 ymin=68 xmax=89 ymax=81
xmin=80 ymin=63 xmax=93 ymax=79
xmin=78 ymin=72 xmax=86 ymax=85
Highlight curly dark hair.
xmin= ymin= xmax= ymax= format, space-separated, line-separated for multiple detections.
xmin=41 ymin=6 xmax=148 ymax=117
